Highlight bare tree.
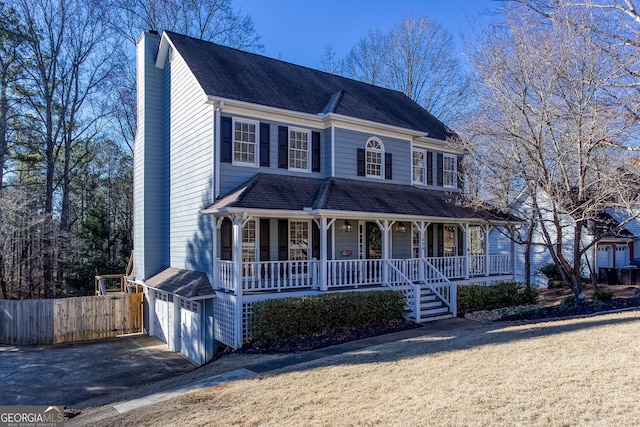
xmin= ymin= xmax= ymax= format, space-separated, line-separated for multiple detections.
xmin=339 ymin=17 xmax=470 ymax=126
xmin=461 ymin=7 xmax=640 ymax=299
xmin=318 ymin=42 xmax=343 ymax=75
xmin=343 ymin=30 xmax=388 ymax=85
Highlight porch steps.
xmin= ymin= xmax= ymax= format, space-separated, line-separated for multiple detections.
xmin=412 ymin=286 xmax=453 ymax=323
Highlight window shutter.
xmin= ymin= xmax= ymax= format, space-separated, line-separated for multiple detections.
xmin=385 ymin=153 xmax=392 ymax=180
xmin=220 ymin=218 xmax=232 ymax=260
xmin=278 ymin=219 xmax=288 ymax=260
xmin=437 ymin=153 xmax=443 ymax=186
xmin=312 ymin=221 xmax=320 ymax=259
xmin=221 ymin=117 xmax=232 ymax=163
xmin=312 ymin=131 xmax=321 ymax=172
xmin=357 ymin=148 xmax=365 ymax=176
xmin=278 ymin=126 xmax=288 ymax=169
xmin=457 ymin=155 xmax=464 ymax=190
xmin=260 ymin=123 xmax=270 ymax=167
xmin=457 ymin=227 xmax=464 ymax=256
xmin=427 ymin=151 xmax=433 ymax=185
xmin=437 ymin=224 xmax=444 ymax=257
xmin=260 ymin=219 xmax=270 ymax=261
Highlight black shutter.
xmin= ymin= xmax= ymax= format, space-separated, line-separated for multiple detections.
xmin=278 ymin=126 xmax=288 ymax=169
xmin=220 ymin=218 xmax=232 ymax=260
xmin=427 ymin=224 xmax=434 ymax=257
xmin=357 ymin=148 xmax=365 ymax=176
xmin=385 ymin=152 xmax=392 ymax=180
xmin=437 ymin=224 xmax=444 ymax=257
xmin=457 ymin=155 xmax=464 ymax=190
xmin=427 ymin=151 xmax=433 ymax=185
xmin=260 ymin=123 xmax=270 ymax=167
xmin=437 ymin=153 xmax=443 ymax=186
xmin=312 ymin=221 xmax=320 ymax=259
xmin=260 ymin=219 xmax=270 ymax=261
xmin=221 ymin=117 xmax=232 ymax=163
xmin=457 ymin=227 xmax=464 ymax=256
xmin=312 ymin=131 xmax=321 ymax=172
xmin=278 ymin=219 xmax=288 ymax=260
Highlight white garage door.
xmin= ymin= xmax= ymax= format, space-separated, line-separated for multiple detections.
xmin=616 ymin=246 xmax=629 ymax=268
xmin=180 ymin=299 xmax=202 ymax=365
xmin=597 ymin=246 xmax=613 ymax=269
xmin=153 ymin=291 xmax=170 ymax=342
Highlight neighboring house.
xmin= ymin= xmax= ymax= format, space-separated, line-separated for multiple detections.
xmin=513 ymin=188 xmax=639 ymax=288
xmin=133 ymin=30 xmax=517 ymax=362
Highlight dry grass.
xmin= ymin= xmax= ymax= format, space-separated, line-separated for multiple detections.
xmin=103 ymin=311 xmax=640 ymax=427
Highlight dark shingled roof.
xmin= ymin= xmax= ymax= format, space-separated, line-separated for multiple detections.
xmin=592 ymin=211 xmax=635 ymax=238
xmin=208 ymin=174 xmax=514 ymax=222
xmin=145 ymin=268 xmax=213 ymax=299
xmin=165 ymin=31 xmax=455 ymax=141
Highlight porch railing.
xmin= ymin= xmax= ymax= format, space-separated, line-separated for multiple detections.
xmin=242 ymin=260 xmax=317 ymax=292
xmin=489 ymin=254 xmax=512 ymax=275
xmin=469 ymin=254 xmax=486 ymax=276
xmin=218 ymin=260 xmax=234 ymax=291
xmin=327 ymin=259 xmax=383 ymax=288
xmin=421 ymin=259 xmax=456 ymax=315
xmin=384 ymin=260 xmax=421 ymax=322
xmin=426 ymin=256 xmax=465 ymax=279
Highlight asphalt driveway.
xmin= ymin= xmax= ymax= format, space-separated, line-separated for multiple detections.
xmin=0 ymin=335 xmax=195 ymax=407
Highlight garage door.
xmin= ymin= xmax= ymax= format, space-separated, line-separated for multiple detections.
xmin=180 ymin=299 xmax=202 ymax=365
xmin=616 ymin=246 xmax=629 ymax=268
xmin=597 ymin=246 xmax=612 ymax=269
xmin=153 ymin=291 xmax=170 ymax=342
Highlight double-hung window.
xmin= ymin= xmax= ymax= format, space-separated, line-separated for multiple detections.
xmin=233 ymin=119 xmax=258 ymax=166
xmin=289 ymin=220 xmax=309 ymax=261
xmin=365 ymin=138 xmax=383 ymax=178
xmin=443 ymin=154 xmax=456 ymax=188
xmin=412 ymin=148 xmax=426 ymax=184
xmin=289 ymin=128 xmax=310 ymax=172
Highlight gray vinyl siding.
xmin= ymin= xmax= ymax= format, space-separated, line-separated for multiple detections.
xmin=334 ymin=224 xmax=359 ymax=260
xmin=324 ymin=127 xmax=333 ymax=176
xmin=135 ymin=33 xmax=166 ymax=280
xmin=164 ymin=53 xmax=214 ymax=277
xmin=488 ymin=227 xmax=511 ymax=253
xmin=391 ymin=229 xmax=412 ymax=259
xmin=219 ymin=115 xmax=326 ymax=195
xmin=333 ymin=127 xmax=411 ymax=184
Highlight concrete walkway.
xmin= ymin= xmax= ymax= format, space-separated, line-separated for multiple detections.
xmin=67 ymin=317 xmax=479 ymax=426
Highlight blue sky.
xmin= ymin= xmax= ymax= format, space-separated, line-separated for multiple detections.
xmin=233 ymin=0 xmax=502 ymax=68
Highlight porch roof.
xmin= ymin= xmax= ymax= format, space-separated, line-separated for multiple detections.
xmin=203 ymin=173 xmax=516 ymax=222
xmin=144 ymin=268 xmax=214 ymax=299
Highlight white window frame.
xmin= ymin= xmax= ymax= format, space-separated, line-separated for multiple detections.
xmin=289 ymin=220 xmax=310 ymax=261
xmin=365 ymin=138 xmax=384 ymax=179
xmin=412 ymin=148 xmax=427 ymax=185
xmin=232 ymin=118 xmax=259 ymax=167
xmin=242 ymin=219 xmax=257 ymax=263
xmin=288 ymin=127 xmax=311 ymax=172
xmin=443 ymin=154 xmax=457 ymax=188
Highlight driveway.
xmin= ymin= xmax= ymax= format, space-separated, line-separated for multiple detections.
xmin=0 ymin=335 xmax=195 ymax=407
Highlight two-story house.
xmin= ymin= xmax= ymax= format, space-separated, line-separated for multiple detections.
xmin=134 ymin=30 xmax=517 ymax=364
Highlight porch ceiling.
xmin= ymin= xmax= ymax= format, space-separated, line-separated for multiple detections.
xmin=202 ymin=173 xmax=517 ymax=223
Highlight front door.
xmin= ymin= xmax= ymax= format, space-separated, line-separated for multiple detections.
xmin=366 ymin=222 xmax=382 ymax=259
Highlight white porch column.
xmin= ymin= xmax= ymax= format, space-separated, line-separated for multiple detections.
xmin=413 ymin=221 xmax=429 ymax=282
xmin=231 ymin=213 xmax=247 ymax=349
xmin=212 ymin=217 xmax=224 ymax=290
xmin=485 ymin=225 xmax=492 ymax=277
xmin=462 ymin=223 xmax=469 ymax=279
xmin=376 ymin=220 xmax=395 ymax=284
xmin=316 ymin=218 xmax=334 ymax=292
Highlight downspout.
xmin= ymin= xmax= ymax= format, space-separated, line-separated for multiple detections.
xmin=213 ymin=101 xmax=224 ymax=199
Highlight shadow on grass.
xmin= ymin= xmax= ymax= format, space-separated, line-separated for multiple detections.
xmin=243 ymin=310 xmax=640 ymax=375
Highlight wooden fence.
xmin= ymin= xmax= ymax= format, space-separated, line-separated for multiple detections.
xmin=0 ymin=293 xmax=144 ymax=345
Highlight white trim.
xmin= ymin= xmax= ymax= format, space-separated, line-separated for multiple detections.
xmin=365 ymin=137 xmax=384 ymax=179
xmin=231 ymin=117 xmax=259 ymax=168
xmin=412 ymin=147 xmax=427 ymax=185
xmin=288 ymin=219 xmax=311 ymax=261
xmin=288 ymin=127 xmax=311 ymax=173
xmin=443 ymin=153 xmax=457 ymax=189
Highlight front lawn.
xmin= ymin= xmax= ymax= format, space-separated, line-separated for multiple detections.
xmin=102 ymin=310 xmax=640 ymax=426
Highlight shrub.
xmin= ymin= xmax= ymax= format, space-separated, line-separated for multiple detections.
xmin=457 ymin=282 xmax=539 ymax=315
xmin=249 ymin=290 xmax=405 ymax=347
xmin=593 ymin=287 xmax=613 ymax=301
xmin=539 ymin=263 xmax=563 ymax=281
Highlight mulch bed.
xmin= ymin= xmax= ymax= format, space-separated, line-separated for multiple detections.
xmin=499 ymin=297 xmax=640 ymax=321
xmin=238 ymin=319 xmax=420 ymax=354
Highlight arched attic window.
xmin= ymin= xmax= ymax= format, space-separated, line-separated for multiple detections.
xmin=365 ymin=138 xmax=384 ymax=178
